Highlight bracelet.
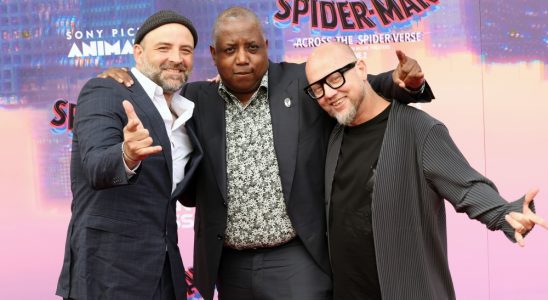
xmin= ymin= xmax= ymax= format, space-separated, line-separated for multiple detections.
xmin=121 ymin=142 xmax=139 ymax=162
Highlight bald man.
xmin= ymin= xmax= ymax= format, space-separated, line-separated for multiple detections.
xmin=304 ymin=42 xmax=547 ymax=300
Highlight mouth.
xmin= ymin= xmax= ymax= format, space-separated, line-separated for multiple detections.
xmin=330 ymin=97 xmax=346 ymax=109
xmin=163 ymin=68 xmax=184 ymax=74
xmin=234 ymin=71 xmax=253 ymax=76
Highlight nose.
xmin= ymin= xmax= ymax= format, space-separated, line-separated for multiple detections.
xmin=323 ymin=83 xmax=337 ymax=99
xmin=235 ymin=48 xmax=249 ymax=65
xmin=168 ymin=49 xmax=183 ymax=63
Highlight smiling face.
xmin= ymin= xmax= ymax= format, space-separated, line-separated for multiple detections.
xmin=305 ymin=43 xmax=368 ymax=126
xmin=134 ymin=23 xmax=194 ymax=94
xmin=210 ymin=14 xmax=269 ymax=103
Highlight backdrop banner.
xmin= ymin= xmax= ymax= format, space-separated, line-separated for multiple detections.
xmin=1 ymin=1 xmax=546 ymax=299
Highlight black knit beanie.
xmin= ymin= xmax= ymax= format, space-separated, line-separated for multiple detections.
xmin=134 ymin=10 xmax=198 ymax=47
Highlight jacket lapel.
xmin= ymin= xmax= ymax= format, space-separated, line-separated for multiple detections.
xmin=198 ymin=84 xmax=228 ymax=200
xmin=127 ymin=73 xmax=173 ymax=184
xmin=325 ymin=124 xmax=343 ymax=226
xmin=268 ymin=62 xmax=299 ymax=204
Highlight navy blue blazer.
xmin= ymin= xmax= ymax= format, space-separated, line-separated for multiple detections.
xmin=56 ymin=74 xmax=202 ymax=300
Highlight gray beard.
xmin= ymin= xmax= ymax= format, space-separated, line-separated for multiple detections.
xmin=333 ymin=104 xmax=357 ymax=126
xmin=140 ymin=62 xmax=187 ymax=93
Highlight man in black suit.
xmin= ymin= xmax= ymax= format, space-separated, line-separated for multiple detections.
xmin=100 ymin=6 xmax=434 ymax=300
xmin=56 ymin=11 xmax=202 ymax=300
xmin=182 ymin=7 xmax=434 ymax=300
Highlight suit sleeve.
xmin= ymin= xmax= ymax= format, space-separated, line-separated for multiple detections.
xmin=422 ymin=124 xmax=534 ymax=242
xmin=367 ymin=70 xmax=435 ymax=104
xmin=74 ymin=78 xmax=136 ymax=189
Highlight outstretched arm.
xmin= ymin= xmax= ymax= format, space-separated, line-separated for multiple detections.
xmin=423 ymin=124 xmax=546 ymax=246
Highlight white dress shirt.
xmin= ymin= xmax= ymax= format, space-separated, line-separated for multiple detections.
xmin=127 ymin=67 xmax=194 ymax=193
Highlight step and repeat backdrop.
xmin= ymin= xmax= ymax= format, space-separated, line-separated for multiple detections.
xmin=1 ymin=0 xmax=546 ymax=299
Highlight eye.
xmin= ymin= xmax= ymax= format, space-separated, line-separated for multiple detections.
xmin=248 ymin=44 xmax=259 ymax=52
xmin=326 ymin=73 xmax=344 ymax=86
xmin=224 ymin=47 xmax=235 ymax=54
xmin=310 ymin=84 xmax=323 ymax=96
xmin=181 ymin=48 xmax=193 ymax=55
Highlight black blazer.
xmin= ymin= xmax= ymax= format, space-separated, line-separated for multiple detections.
xmin=56 ymin=74 xmax=202 ymax=300
xmin=181 ymin=61 xmax=434 ymax=300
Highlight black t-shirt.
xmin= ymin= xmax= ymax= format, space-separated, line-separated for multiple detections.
xmin=329 ymin=104 xmax=391 ymax=300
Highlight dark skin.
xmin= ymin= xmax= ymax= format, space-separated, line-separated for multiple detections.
xmin=209 ymin=15 xmax=269 ymax=105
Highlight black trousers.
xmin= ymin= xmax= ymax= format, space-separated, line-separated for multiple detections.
xmin=217 ymin=238 xmax=332 ymax=300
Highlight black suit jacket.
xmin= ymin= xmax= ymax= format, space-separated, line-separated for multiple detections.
xmin=56 ymin=74 xmax=202 ymax=300
xmin=181 ymin=61 xmax=434 ymax=300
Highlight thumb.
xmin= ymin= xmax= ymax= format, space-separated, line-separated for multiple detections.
xmin=523 ymin=187 xmax=539 ymax=212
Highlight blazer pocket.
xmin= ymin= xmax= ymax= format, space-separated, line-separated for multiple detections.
xmin=84 ymin=214 xmax=138 ymax=238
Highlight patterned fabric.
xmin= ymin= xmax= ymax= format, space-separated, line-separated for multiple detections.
xmin=219 ymin=73 xmax=296 ymax=249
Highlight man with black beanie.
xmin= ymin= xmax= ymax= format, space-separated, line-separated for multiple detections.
xmin=55 ymin=10 xmax=202 ymax=300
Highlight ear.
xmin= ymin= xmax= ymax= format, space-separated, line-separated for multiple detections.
xmin=265 ymin=38 xmax=269 ymax=48
xmin=355 ymin=59 xmax=368 ymax=80
xmin=133 ymin=44 xmax=143 ymax=65
xmin=209 ymin=45 xmax=217 ymax=66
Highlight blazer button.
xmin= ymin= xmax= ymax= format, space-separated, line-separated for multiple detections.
xmin=217 ymin=234 xmax=224 ymax=240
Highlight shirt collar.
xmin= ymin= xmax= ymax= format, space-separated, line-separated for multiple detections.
xmin=218 ymin=71 xmax=269 ymax=104
xmin=131 ymin=67 xmax=194 ymax=122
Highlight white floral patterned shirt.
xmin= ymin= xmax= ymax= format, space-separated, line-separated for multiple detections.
xmin=219 ymin=72 xmax=296 ymax=249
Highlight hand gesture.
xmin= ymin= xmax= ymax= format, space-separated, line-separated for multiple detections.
xmin=392 ymin=50 xmax=425 ymax=90
xmin=504 ymin=188 xmax=548 ymax=247
xmin=122 ymin=100 xmax=162 ymax=168
xmin=98 ymin=67 xmax=134 ymax=87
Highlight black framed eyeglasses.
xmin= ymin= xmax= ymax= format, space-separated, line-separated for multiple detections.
xmin=304 ymin=61 xmax=357 ymax=100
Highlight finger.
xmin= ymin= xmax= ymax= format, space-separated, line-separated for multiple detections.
xmin=523 ymin=188 xmax=539 ymax=211
xmin=528 ymin=214 xmax=548 ymax=230
xmin=124 ymin=118 xmax=141 ymax=133
xmin=134 ymin=145 xmax=163 ymax=159
xmin=505 ymin=214 xmax=528 ymax=233
xmin=124 ymin=128 xmax=152 ymax=143
xmin=394 ymin=78 xmax=406 ymax=88
xmin=514 ymin=231 xmax=525 ymax=247
xmin=396 ymin=50 xmax=407 ymax=65
xmin=404 ymin=73 xmax=425 ymax=90
xmin=127 ymin=136 xmax=155 ymax=150
xmin=406 ymin=63 xmax=423 ymax=77
xmin=122 ymin=101 xmax=143 ymax=130
xmin=508 ymin=211 xmax=535 ymax=230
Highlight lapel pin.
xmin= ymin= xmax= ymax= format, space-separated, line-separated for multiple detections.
xmin=284 ymin=97 xmax=291 ymax=108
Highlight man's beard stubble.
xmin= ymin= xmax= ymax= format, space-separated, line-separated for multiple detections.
xmin=141 ymin=60 xmax=190 ymax=93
